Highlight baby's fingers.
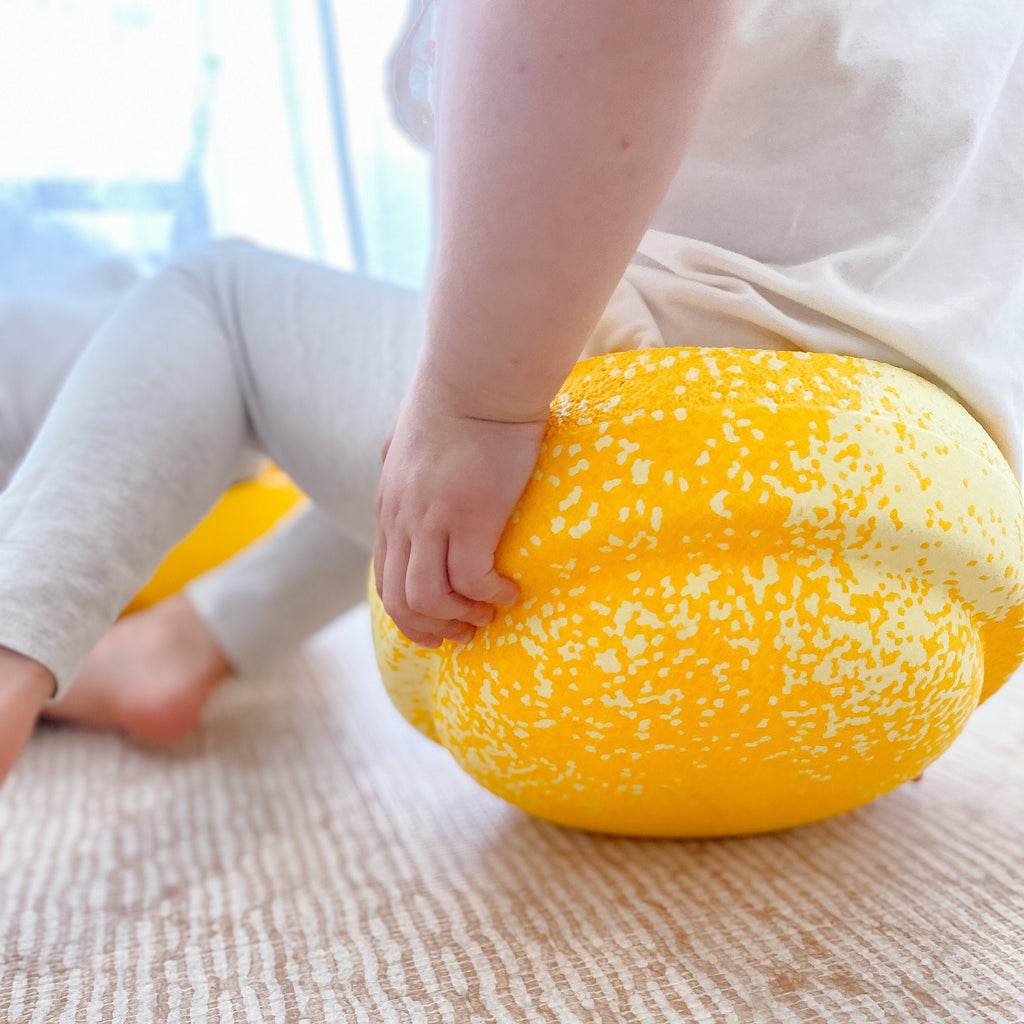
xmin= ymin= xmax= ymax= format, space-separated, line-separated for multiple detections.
xmin=378 ymin=534 xmax=487 ymax=647
xmin=406 ymin=540 xmax=493 ymax=629
xmin=447 ymin=535 xmax=520 ymax=609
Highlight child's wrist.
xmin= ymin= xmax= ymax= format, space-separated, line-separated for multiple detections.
xmin=412 ymin=351 xmax=553 ymax=426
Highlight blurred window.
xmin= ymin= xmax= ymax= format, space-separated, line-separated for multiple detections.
xmin=0 ymin=0 xmax=430 ymax=293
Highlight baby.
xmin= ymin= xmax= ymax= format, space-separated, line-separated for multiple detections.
xmin=0 ymin=0 xmax=1021 ymax=784
xmin=0 ymin=261 xmax=401 ymax=743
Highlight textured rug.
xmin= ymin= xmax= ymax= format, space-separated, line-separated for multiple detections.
xmin=2 ymin=606 xmax=1022 ymax=1024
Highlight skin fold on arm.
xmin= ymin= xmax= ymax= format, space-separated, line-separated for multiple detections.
xmin=375 ymin=0 xmax=736 ymax=646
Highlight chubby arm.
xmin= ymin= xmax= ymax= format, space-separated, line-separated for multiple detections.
xmin=376 ymin=0 xmax=735 ymax=646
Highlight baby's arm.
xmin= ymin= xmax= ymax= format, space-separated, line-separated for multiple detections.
xmin=375 ymin=0 xmax=735 ymax=646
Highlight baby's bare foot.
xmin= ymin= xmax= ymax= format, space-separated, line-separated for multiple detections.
xmin=45 ymin=596 xmax=232 ymax=744
xmin=0 ymin=648 xmax=56 ymax=783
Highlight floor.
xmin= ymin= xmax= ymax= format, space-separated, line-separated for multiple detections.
xmin=2 ymin=606 xmax=1022 ymax=1024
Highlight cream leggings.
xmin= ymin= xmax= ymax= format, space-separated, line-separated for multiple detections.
xmin=0 ymin=241 xmax=425 ymax=697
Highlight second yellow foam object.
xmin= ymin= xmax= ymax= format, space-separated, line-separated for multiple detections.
xmin=123 ymin=466 xmax=305 ymax=615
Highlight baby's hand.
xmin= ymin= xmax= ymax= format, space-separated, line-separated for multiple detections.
xmin=374 ymin=381 xmax=545 ymax=648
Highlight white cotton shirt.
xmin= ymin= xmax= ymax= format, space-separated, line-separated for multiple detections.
xmin=391 ymin=1 xmax=1024 ymax=475
xmin=586 ymin=0 xmax=1024 ymax=477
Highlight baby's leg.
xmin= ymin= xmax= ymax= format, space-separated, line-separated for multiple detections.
xmin=50 ymin=507 xmax=369 ymax=741
xmin=185 ymin=505 xmax=371 ymax=678
xmin=0 ymin=241 xmax=423 ymax=767
xmin=45 ymin=596 xmax=232 ymax=743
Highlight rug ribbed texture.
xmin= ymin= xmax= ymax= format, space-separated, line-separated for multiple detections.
xmin=2 ymin=608 xmax=1022 ymax=1024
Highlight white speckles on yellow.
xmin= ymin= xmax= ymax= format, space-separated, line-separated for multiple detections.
xmin=742 ymin=557 xmax=780 ymax=605
xmin=478 ymin=677 xmax=499 ymax=710
xmin=517 ymin=636 xmax=545 ymax=662
xmin=523 ymin=615 xmax=548 ymax=641
xmin=370 ymin=347 xmax=1024 ymax=839
xmin=631 ymin=459 xmax=652 ymax=485
xmin=616 ymin=439 xmax=640 ymax=464
xmin=624 ymin=634 xmax=650 ymax=660
xmin=534 ymin=676 xmax=554 ymax=701
xmin=559 ymin=486 xmax=583 ymax=512
xmin=601 ymin=689 xmax=634 ymax=708
xmin=612 ymin=600 xmax=667 ymax=633
xmin=679 ymin=565 xmax=721 ymax=600
xmin=557 ymin=640 xmax=586 ymax=662
xmin=710 ymin=490 xmax=732 ymax=518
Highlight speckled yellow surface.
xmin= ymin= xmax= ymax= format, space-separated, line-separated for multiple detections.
xmin=124 ymin=467 xmax=305 ymax=614
xmin=371 ymin=348 xmax=1024 ymax=836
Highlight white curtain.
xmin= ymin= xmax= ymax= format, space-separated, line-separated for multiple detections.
xmin=0 ymin=0 xmax=432 ymax=296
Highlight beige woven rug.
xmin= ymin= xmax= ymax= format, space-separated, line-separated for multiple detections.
xmin=2 ymin=607 xmax=1022 ymax=1024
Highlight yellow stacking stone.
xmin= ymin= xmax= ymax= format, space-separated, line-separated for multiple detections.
xmin=124 ymin=466 xmax=305 ymax=615
xmin=370 ymin=348 xmax=1024 ymax=836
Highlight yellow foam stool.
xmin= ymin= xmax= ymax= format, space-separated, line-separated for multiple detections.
xmin=370 ymin=349 xmax=1024 ymax=837
xmin=123 ymin=466 xmax=305 ymax=615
